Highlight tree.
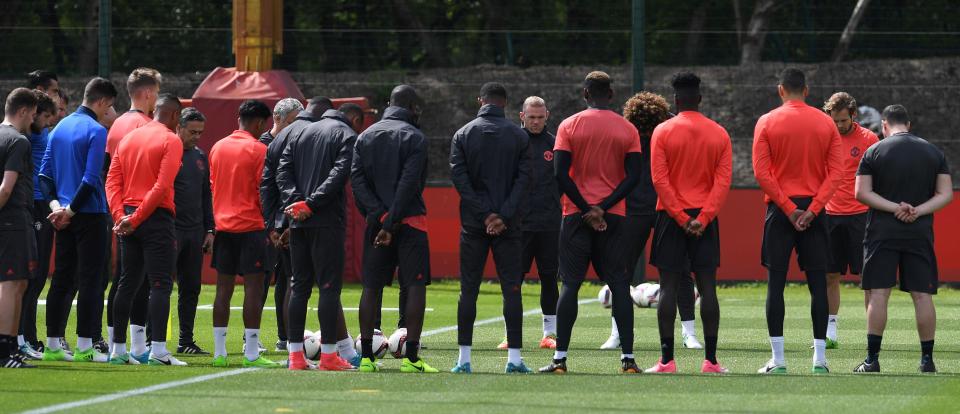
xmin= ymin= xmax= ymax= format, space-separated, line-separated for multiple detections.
xmin=831 ymin=0 xmax=872 ymax=63
xmin=739 ymin=0 xmax=783 ymax=65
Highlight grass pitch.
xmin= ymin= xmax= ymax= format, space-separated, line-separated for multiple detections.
xmin=6 ymin=281 xmax=960 ymax=413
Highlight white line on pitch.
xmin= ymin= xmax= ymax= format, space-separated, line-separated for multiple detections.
xmin=23 ymin=298 xmax=598 ymax=414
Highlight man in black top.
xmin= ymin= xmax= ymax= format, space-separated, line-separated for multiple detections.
xmin=500 ymin=96 xmax=560 ymax=351
xmin=352 ymin=85 xmax=437 ymax=373
xmin=0 ymin=88 xmax=39 ymax=368
xmin=277 ymin=104 xmax=362 ymax=371
xmin=260 ymin=97 xmax=332 ymax=352
xmin=853 ymin=105 xmax=952 ymax=374
xmin=172 ymin=108 xmax=214 ymax=355
xmin=450 ymin=82 xmax=532 ymax=374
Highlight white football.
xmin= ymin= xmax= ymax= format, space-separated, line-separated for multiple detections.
xmin=355 ymin=331 xmax=389 ymax=359
xmin=598 ymin=285 xmax=613 ymax=309
xmin=388 ymin=328 xmax=419 ymax=359
xmin=642 ymin=283 xmax=661 ymax=308
xmin=303 ymin=332 xmax=321 ymax=361
xmin=630 ymin=284 xmax=644 ymax=307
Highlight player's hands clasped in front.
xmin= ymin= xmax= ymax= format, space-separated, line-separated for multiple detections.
xmin=47 ymin=208 xmax=73 ymax=230
xmin=113 ymin=215 xmax=134 ymax=236
xmin=685 ymin=218 xmax=704 ymax=237
xmin=374 ymin=229 xmax=393 ymax=247
xmin=484 ymin=213 xmax=506 ymax=236
xmin=582 ymin=206 xmax=607 ymax=232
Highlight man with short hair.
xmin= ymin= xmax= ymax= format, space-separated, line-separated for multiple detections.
xmin=753 ymin=68 xmax=843 ymax=374
xmin=39 ymin=77 xmax=117 ymax=363
xmin=353 ymin=85 xmax=437 ymax=373
xmin=644 ymin=73 xmax=732 ymax=374
xmin=0 ymin=88 xmax=39 ymax=368
xmin=260 ymin=96 xmax=332 ymax=352
xmin=208 ymin=100 xmax=279 ymax=368
xmin=28 ymin=70 xmax=60 ymax=100
xmin=172 ymin=108 xmax=214 ymax=355
xmin=853 ymin=105 xmax=952 ymax=374
xmin=17 ymin=91 xmax=57 ymax=360
xmin=103 ymin=67 xmax=162 ymax=356
xmin=539 ymin=71 xmax=642 ymax=374
xmin=497 ymin=95 xmax=560 ymax=351
xmin=278 ymin=103 xmax=362 ymax=371
xmin=260 ymin=98 xmax=304 ymax=146
xmin=450 ymin=82 xmax=532 ymax=374
xmin=821 ymin=92 xmax=878 ymax=349
xmin=55 ymin=90 xmax=68 ymax=123
xmin=106 ymin=94 xmax=185 ymax=366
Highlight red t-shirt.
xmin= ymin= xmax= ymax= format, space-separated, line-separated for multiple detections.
xmin=752 ymin=100 xmax=844 ymax=216
xmin=106 ymin=110 xmax=151 ymax=156
xmin=554 ymin=108 xmax=641 ymax=216
xmin=650 ymin=111 xmax=733 ymax=226
xmin=105 ymin=121 xmax=183 ymax=227
xmin=209 ymin=130 xmax=267 ymax=233
xmin=826 ymin=123 xmax=878 ymax=215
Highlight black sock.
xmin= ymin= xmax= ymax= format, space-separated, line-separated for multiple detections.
xmin=405 ymin=340 xmax=420 ymax=362
xmin=0 ymin=335 xmax=11 ymax=358
xmin=361 ymin=338 xmax=373 ymax=359
xmin=921 ymin=340 xmax=934 ymax=361
xmin=705 ymin=336 xmax=718 ymax=364
xmin=661 ymin=337 xmax=674 ymax=363
xmin=866 ymin=334 xmax=882 ymax=363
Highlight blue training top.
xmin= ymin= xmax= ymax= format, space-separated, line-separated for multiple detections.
xmin=38 ymin=106 xmax=108 ymax=214
xmin=29 ymin=128 xmax=48 ymax=201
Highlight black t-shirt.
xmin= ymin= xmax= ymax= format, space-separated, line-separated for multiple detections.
xmin=0 ymin=124 xmax=32 ymax=225
xmin=857 ymin=132 xmax=950 ymax=242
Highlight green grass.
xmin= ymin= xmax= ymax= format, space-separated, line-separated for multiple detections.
xmin=6 ymin=282 xmax=960 ymax=413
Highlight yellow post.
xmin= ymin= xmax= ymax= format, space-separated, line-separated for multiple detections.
xmin=233 ymin=0 xmax=283 ymax=72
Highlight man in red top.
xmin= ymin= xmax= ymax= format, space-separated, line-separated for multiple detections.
xmin=102 ymin=67 xmax=161 ymax=357
xmin=753 ymin=68 xmax=843 ymax=374
xmin=208 ymin=100 xmax=279 ymax=368
xmin=822 ymin=92 xmax=878 ymax=349
xmin=539 ymin=71 xmax=642 ymax=374
xmin=104 ymin=94 xmax=184 ymax=366
xmin=644 ymin=72 xmax=732 ymax=374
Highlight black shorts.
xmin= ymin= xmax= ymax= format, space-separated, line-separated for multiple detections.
xmin=650 ymin=209 xmax=720 ymax=274
xmin=622 ymin=214 xmax=655 ymax=270
xmin=211 ymin=230 xmax=271 ymax=276
xmin=862 ymin=238 xmax=938 ymax=294
xmin=0 ymin=209 xmax=36 ymax=281
xmin=761 ymin=198 xmax=829 ymax=272
xmin=361 ymin=223 xmax=431 ymax=289
xmin=826 ymin=213 xmax=867 ymax=275
xmin=558 ymin=213 xmax=628 ymax=284
xmin=289 ymin=227 xmax=344 ymax=289
xmin=521 ymin=230 xmax=559 ymax=277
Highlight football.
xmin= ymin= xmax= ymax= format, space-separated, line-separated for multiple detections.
xmin=388 ymin=328 xmax=419 ymax=359
xmin=635 ymin=283 xmax=660 ymax=308
xmin=598 ymin=285 xmax=613 ymax=308
xmin=355 ymin=330 xmax=389 ymax=359
xmin=303 ymin=330 xmax=321 ymax=361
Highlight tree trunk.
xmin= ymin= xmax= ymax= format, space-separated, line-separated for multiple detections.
xmin=684 ymin=1 xmax=713 ymax=64
xmin=77 ymin=0 xmax=100 ymax=76
xmin=41 ymin=0 xmax=67 ymax=73
xmin=732 ymin=0 xmax=743 ymax=47
xmin=739 ymin=0 xmax=781 ymax=65
xmin=831 ymin=0 xmax=872 ymax=63
xmin=391 ymin=0 xmax=448 ymax=67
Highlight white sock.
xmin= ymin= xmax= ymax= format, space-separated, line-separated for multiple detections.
xmin=17 ymin=335 xmax=25 ymax=346
xmin=337 ymin=337 xmax=358 ymax=359
xmin=770 ymin=336 xmax=785 ymax=365
xmin=553 ymin=350 xmax=567 ymax=360
xmin=813 ymin=339 xmax=827 ymax=365
xmin=610 ymin=316 xmax=619 ymax=338
xmin=130 ymin=325 xmax=148 ymax=355
xmin=458 ymin=345 xmax=471 ymax=365
xmin=47 ymin=337 xmax=62 ymax=351
xmin=827 ymin=315 xmax=838 ymax=341
xmin=681 ymin=320 xmax=696 ymax=337
xmin=107 ymin=327 xmax=115 ymax=354
xmin=213 ymin=327 xmax=228 ymax=358
xmin=112 ymin=343 xmax=127 ymax=358
xmin=152 ymin=341 xmax=169 ymax=358
xmin=507 ymin=348 xmax=522 ymax=365
xmin=77 ymin=337 xmax=93 ymax=351
xmin=621 ymin=353 xmax=634 ymax=360
xmin=320 ymin=343 xmax=337 ymax=354
xmin=543 ymin=315 xmax=557 ymax=337
xmin=244 ymin=329 xmax=260 ymax=361
xmin=288 ymin=342 xmax=304 ymax=353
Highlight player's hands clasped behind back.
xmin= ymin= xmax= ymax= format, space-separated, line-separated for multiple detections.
xmin=895 ymin=201 xmax=920 ymax=223
xmin=484 ymin=213 xmax=507 ymax=236
xmin=685 ymin=218 xmax=704 ymax=237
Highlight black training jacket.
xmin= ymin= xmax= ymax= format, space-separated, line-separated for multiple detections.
xmin=449 ymin=104 xmax=532 ymax=231
xmin=260 ymin=111 xmax=316 ymax=230
xmin=520 ymin=129 xmax=561 ymax=232
xmin=276 ymin=110 xmax=356 ymax=229
xmin=173 ymin=147 xmax=214 ymax=232
xmin=626 ymin=131 xmax=657 ymax=216
xmin=351 ymin=106 xmax=428 ymax=230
